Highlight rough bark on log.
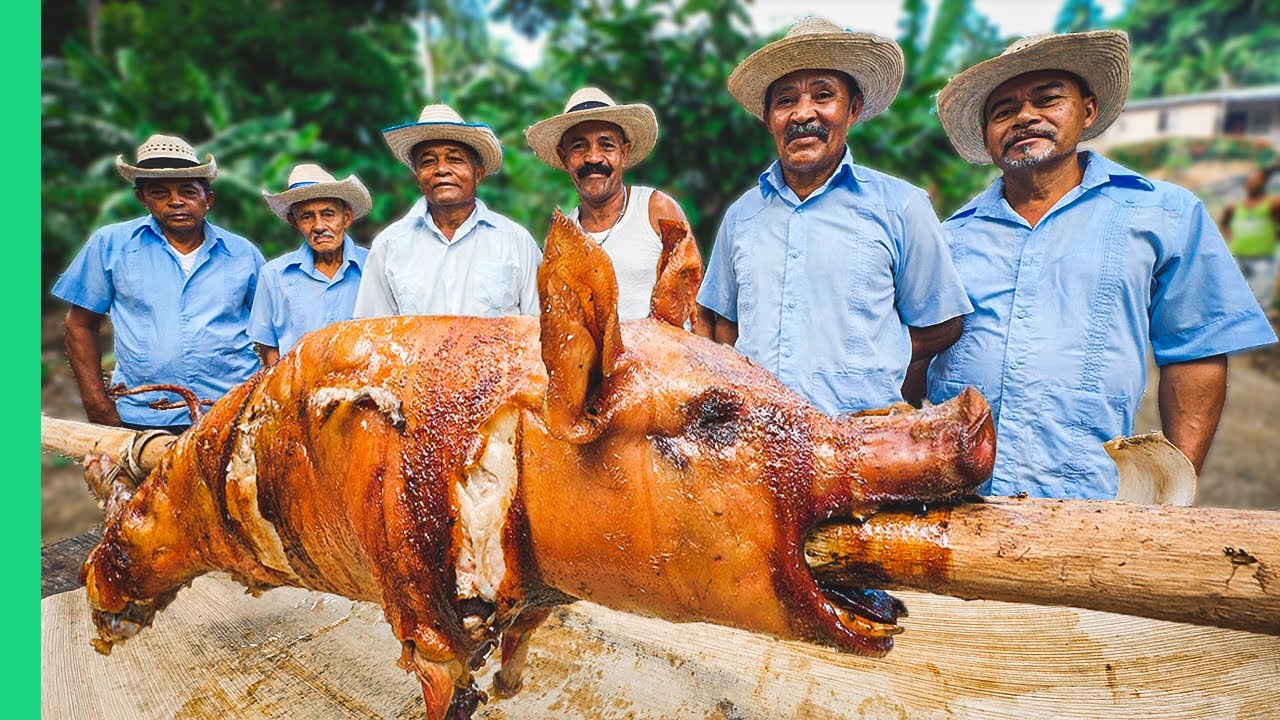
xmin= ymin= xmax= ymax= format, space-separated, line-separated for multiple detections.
xmin=806 ymin=496 xmax=1280 ymax=636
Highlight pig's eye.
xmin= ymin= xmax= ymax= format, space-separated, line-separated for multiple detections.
xmin=686 ymin=388 xmax=743 ymax=443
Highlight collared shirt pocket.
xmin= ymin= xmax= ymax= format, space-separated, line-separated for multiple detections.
xmin=930 ymin=378 xmax=993 ymax=409
xmin=473 ymin=260 xmax=520 ymax=315
xmin=811 ymin=367 xmax=900 ymax=415
xmin=1032 ymin=385 xmax=1129 ymax=498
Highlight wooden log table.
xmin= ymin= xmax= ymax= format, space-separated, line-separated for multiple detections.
xmin=42 ymin=531 xmax=1280 ymax=720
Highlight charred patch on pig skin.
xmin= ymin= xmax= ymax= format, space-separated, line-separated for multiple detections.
xmin=686 ymin=387 xmax=743 ymax=446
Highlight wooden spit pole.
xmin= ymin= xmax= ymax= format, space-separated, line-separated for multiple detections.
xmin=805 ymin=496 xmax=1280 ymax=636
xmin=40 ymin=415 xmax=176 ymax=478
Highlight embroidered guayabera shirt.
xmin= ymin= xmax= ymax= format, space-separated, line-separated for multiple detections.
xmin=248 ymin=235 xmax=368 ymax=355
xmin=353 ymin=198 xmax=541 ymax=318
xmin=927 ymin=152 xmax=1277 ymax=499
xmin=698 ymin=149 xmax=973 ymax=415
xmin=52 ymin=216 xmax=265 ymax=427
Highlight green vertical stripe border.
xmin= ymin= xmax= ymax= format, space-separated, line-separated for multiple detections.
xmin=19 ymin=1 xmax=41 ymax=715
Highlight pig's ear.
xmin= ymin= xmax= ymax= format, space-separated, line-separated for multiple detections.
xmin=537 ymin=209 xmax=624 ymax=443
xmin=650 ymin=219 xmax=705 ymax=332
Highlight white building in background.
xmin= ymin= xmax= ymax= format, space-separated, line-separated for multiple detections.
xmin=1085 ymin=84 xmax=1280 ymax=152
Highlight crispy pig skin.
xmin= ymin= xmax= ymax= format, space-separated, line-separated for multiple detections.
xmin=80 ymin=210 xmax=995 ymax=719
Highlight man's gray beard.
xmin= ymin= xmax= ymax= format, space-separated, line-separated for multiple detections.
xmin=1003 ymin=139 xmax=1058 ymax=168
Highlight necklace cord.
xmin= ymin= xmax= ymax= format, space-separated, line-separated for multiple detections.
xmin=597 ymin=185 xmax=628 ymax=245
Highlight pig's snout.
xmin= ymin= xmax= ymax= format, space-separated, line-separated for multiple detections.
xmin=950 ymin=386 xmax=997 ymax=490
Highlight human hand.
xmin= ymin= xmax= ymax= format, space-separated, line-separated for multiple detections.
xmin=85 ymin=402 xmax=122 ymax=427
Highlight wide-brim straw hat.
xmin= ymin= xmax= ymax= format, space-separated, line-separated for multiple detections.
xmin=937 ymin=31 xmax=1130 ymax=164
xmin=382 ymin=104 xmax=503 ymax=174
xmin=727 ymin=17 xmax=904 ymax=124
xmin=524 ymin=87 xmax=659 ymax=170
xmin=261 ymin=163 xmax=372 ymax=222
xmin=115 ymin=133 xmax=218 ymax=184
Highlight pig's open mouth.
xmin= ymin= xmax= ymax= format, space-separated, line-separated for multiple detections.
xmin=815 ymin=580 xmax=906 ymax=652
xmin=797 ymin=519 xmax=909 ymax=655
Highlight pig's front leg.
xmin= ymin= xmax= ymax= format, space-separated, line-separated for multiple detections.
xmin=492 ymin=607 xmax=552 ymax=697
xmin=402 ymin=645 xmax=486 ymax=720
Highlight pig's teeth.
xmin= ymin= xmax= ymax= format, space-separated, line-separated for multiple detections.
xmin=835 ymin=607 xmax=903 ymax=639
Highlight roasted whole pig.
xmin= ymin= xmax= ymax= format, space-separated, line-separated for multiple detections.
xmin=81 ymin=212 xmax=996 ymax=719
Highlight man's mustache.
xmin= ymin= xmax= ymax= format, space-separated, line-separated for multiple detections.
xmin=577 ymin=161 xmax=612 ymax=179
xmin=785 ymin=121 xmax=829 ymax=143
xmin=311 ymin=229 xmax=337 ymax=239
xmin=1003 ymin=128 xmax=1058 ymax=153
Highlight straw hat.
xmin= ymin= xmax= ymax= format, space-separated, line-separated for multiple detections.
xmin=261 ymin=164 xmax=372 ymax=222
xmin=115 ymin=134 xmax=218 ymax=184
xmin=524 ymin=87 xmax=659 ymax=170
xmin=937 ymin=31 xmax=1130 ymax=164
xmin=381 ymin=104 xmax=503 ymax=174
xmin=727 ymin=17 xmax=904 ymax=124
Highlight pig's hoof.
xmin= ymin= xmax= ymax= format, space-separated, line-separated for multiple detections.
xmin=492 ymin=669 xmax=523 ymax=698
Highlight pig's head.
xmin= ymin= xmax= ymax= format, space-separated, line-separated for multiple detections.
xmin=521 ymin=211 xmax=995 ymax=656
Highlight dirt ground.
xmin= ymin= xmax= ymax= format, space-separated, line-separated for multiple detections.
xmin=38 ymin=309 xmax=1280 ymax=545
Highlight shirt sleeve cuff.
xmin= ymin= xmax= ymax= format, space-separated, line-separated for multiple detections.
xmin=901 ymin=289 xmax=973 ymax=328
xmin=1152 ymin=308 xmax=1279 ymax=365
xmin=50 ymin=286 xmax=110 ymax=315
xmin=696 ymin=287 xmax=737 ymax=322
xmin=248 ymin=327 xmax=277 ymax=346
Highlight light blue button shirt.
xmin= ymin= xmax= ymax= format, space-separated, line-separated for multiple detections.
xmin=354 ymin=197 xmax=541 ymax=318
xmin=927 ymin=152 xmax=1277 ymax=499
xmin=698 ymin=148 xmax=973 ymax=415
xmin=52 ymin=215 xmax=266 ymax=427
xmin=248 ymin=236 xmax=368 ymax=355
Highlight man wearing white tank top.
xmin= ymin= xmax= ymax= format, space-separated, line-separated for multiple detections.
xmin=525 ymin=88 xmax=697 ymax=321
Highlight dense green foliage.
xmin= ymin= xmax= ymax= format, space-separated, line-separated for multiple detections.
xmin=42 ymin=0 xmax=423 ymax=282
xmin=1120 ymin=0 xmax=1280 ymax=99
xmin=41 ymin=0 xmax=1275 ymax=300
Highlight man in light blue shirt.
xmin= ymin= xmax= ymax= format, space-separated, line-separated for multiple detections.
xmin=929 ymin=31 xmax=1277 ymax=498
xmin=356 ymin=104 xmax=541 ymax=317
xmin=250 ymin=164 xmax=372 ymax=365
xmin=52 ymin=134 xmax=265 ymax=433
xmin=697 ymin=18 xmax=973 ymax=415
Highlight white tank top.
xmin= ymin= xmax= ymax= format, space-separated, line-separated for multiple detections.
xmin=570 ymin=186 xmax=663 ymax=321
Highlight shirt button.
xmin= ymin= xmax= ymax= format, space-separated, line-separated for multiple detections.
xmin=788 ymin=301 xmax=796 ymax=308
xmin=784 ymin=350 xmax=793 ymax=358
xmin=790 ymin=251 xmax=799 ymax=259
xmin=797 ymin=207 xmax=804 ymax=214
